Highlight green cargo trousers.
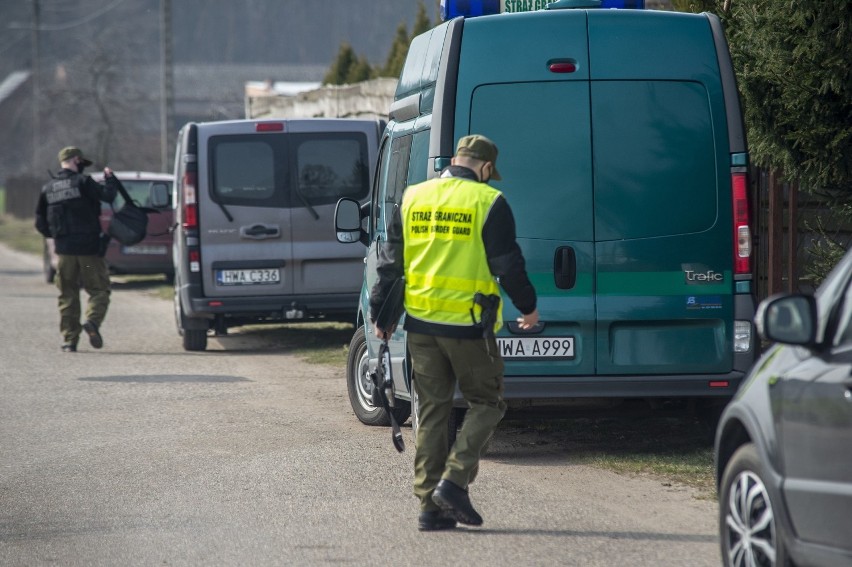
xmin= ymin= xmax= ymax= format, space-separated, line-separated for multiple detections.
xmin=408 ymin=332 xmax=506 ymax=512
xmin=56 ymin=255 xmax=111 ymax=345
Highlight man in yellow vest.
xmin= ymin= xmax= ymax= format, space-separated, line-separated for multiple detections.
xmin=371 ymin=134 xmax=539 ymax=530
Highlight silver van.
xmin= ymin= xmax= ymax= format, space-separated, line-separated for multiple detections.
xmin=172 ymin=118 xmax=382 ymax=351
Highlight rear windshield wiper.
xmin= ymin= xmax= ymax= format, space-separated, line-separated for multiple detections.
xmin=295 ymin=187 xmax=320 ymax=220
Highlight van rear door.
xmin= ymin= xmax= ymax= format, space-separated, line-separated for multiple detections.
xmin=198 ymin=123 xmax=293 ymax=298
xmin=588 ymin=11 xmax=734 ymax=376
xmin=460 ymin=11 xmax=596 ymax=380
xmin=286 ymin=120 xmax=374 ymax=298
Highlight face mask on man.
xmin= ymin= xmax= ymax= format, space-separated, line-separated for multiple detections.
xmin=76 ymin=160 xmax=86 ymax=174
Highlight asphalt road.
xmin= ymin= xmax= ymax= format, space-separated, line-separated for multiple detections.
xmin=0 ymin=244 xmax=721 ymax=566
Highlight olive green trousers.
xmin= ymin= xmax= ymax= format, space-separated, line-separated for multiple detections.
xmin=408 ymin=332 xmax=506 ymax=512
xmin=56 ymin=255 xmax=111 ymax=345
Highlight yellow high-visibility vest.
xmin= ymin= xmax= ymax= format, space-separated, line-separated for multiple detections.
xmin=402 ymin=176 xmax=502 ymax=330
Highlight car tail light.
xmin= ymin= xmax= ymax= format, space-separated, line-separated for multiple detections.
xmin=732 ymin=172 xmax=751 ymax=275
xmin=182 ymin=171 xmax=198 ymax=229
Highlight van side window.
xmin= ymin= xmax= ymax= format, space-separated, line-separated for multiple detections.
xmin=294 ymin=133 xmax=370 ymax=206
xmin=210 ymin=137 xmax=283 ymax=207
xmin=377 ymin=134 xmax=413 ymax=234
xmin=408 ymin=130 xmax=429 ymax=185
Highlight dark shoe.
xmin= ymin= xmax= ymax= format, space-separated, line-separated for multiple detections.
xmin=432 ymin=479 xmax=483 ymax=526
xmin=418 ymin=510 xmax=457 ymax=531
xmin=83 ymin=320 xmax=103 ymax=349
xmin=61 ymin=343 xmax=77 ymax=352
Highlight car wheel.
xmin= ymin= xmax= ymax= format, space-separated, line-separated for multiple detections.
xmin=346 ymin=326 xmax=409 ymax=426
xmin=43 ymin=242 xmax=56 ymax=284
xmin=719 ymin=443 xmax=790 ymax=567
xmin=173 ymin=278 xmax=207 ymax=352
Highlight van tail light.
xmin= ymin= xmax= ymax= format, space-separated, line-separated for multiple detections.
xmin=732 ymin=172 xmax=751 ymax=275
xmin=182 ymin=171 xmax=198 ymax=229
xmin=189 ymin=249 xmax=201 ymax=273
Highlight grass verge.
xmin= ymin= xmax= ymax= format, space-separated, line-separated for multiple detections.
xmin=498 ymin=406 xmax=717 ymax=498
xmin=0 ymin=213 xmax=43 ymax=255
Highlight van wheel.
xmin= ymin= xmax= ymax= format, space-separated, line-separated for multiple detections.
xmin=173 ymin=278 xmax=208 ymax=351
xmin=347 ymin=326 xmax=410 ymax=426
xmin=411 ymin=379 xmax=464 ymax=450
xmin=183 ymin=329 xmax=208 ymax=352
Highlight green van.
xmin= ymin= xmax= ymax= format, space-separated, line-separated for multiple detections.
xmin=335 ymin=3 xmax=756 ymax=431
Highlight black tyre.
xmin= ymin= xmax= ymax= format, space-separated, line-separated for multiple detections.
xmin=719 ymin=443 xmax=790 ymax=567
xmin=173 ymin=278 xmax=208 ymax=352
xmin=346 ymin=326 xmax=410 ymax=426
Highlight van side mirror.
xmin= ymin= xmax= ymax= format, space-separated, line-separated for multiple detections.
xmin=335 ymin=198 xmax=368 ymax=246
xmin=150 ymin=183 xmax=170 ymax=208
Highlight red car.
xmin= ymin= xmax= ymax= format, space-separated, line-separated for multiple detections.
xmin=43 ymin=171 xmax=175 ymax=282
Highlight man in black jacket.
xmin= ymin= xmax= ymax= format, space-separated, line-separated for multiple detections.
xmin=35 ymin=147 xmax=118 ymax=352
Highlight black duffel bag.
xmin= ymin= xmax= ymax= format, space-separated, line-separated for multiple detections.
xmin=107 ymin=176 xmax=149 ymax=246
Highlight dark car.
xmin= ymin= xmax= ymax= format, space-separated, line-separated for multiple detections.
xmin=714 ymin=252 xmax=852 ymax=566
xmin=43 ymin=171 xmax=175 ymax=282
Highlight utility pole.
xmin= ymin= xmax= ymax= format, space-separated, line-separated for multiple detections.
xmin=160 ymin=0 xmax=174 ymax=173
xmin=31 ymin=0 xmax=40 ymax=173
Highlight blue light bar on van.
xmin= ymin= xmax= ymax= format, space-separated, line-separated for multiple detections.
xmin=444 ymin=0 xmax=645 ymax=19
xmin=600 ymin=0 xmax=644 ymax=7
xmin=544 ymin=0 xmax=645 ymax=9
xmin=440 ymin=0 xmax=501 ymax=20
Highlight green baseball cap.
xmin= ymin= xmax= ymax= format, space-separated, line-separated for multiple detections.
xmin=456 ymin=135 xmax=501 ymax=180
xmin=58 ymin=146 xmax=93 ymax=166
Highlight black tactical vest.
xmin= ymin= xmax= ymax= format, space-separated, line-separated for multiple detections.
xmin=42 ymin=171 xmax=103 ymax=255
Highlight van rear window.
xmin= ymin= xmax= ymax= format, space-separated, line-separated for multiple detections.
xmin=295 ymin=133 xmax=370 ymax=206
xmin=209 ymin=132 xmax=369 ymax=208
xmin=211 ymin=139 xmax=279 ymax=206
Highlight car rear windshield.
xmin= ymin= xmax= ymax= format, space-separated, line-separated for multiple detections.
xmin=209 ymin=132 xmax=370 ymax=208
xmin=111 ymin=180 xmax=173 ymax=209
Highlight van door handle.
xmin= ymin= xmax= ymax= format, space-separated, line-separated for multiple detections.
xmin=554 ymin=246 xmax=576 ymax=290
xmin=241 ymin=224 xmax=280 ymax=239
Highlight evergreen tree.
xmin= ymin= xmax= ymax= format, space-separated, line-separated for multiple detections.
xmin=380 ymin=2 xmax=433 ymax=78
xmin=346 ymin=55 xmax=375 ymax=84
xmin=670 ymin=0 xmax=717 ymax=12
xmin=380 ymin=23 xmax=411 ymax=78
xmin=323 ymin=43 xmax=359 ymax=85
xmin=411 ymin=1 xmax=433 ymax=36
xmin=723 ymin=0 xmax=851 ymax=193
